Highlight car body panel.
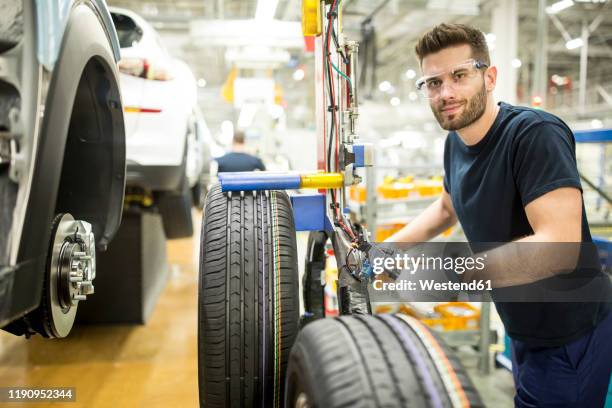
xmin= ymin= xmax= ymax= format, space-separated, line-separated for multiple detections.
xmin=35 ymin=0 xmax=121 ymax=69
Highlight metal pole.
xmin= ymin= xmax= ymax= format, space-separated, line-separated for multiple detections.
xmin=217 ymin=0 xmax=224 ymax=19
xmin=579 ymin=20 xmax=589 ymax=115
xmin=479 ymin=301 xmax=491 ymax=374
xmin=365 ymin=166 xmax=377 ymax=239
xmin=532 ymin=0 xmax=548 ymax=107
xmin=491 ymin=0 xmax=518 ymax=104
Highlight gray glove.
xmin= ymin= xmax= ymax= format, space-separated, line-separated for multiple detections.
xmin=360 ymin=242 xmax=402 ymax=280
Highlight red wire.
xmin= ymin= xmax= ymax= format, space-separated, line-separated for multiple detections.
xmin=322 ymin=35 xmax=327 ymax=172
xmin=325 ymin=0 xmax=355 ymax=241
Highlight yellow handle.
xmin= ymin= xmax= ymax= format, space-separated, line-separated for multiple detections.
xmin=302 ymin=0 xmax=322 ymax=36
xmin=300 ymin=173 xmax=344 ymax=189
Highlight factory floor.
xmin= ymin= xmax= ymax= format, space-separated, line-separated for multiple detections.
xmin=0 ymin=211 xmax=515 ymax=407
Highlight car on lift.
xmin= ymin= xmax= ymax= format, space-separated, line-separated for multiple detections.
xmin=0 ymin=0 xmax=125 ymax=338
xmin=110 ymin=7 xmax=207 ymax=238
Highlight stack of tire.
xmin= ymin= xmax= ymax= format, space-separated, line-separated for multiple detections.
xmin=198 ymin=185 xmax=483 ymax=408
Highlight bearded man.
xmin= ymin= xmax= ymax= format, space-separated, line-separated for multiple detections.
xmin=384 ymin=23 xmax=612 ymax=407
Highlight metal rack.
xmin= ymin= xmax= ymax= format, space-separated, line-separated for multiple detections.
xmin=575 ymin=128 xmax=612 ymax=272
xmin=356 ymin=164 xmax=493 ymax=372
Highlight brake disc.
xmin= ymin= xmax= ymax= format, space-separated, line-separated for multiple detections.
xmin=43 ymin=213 xmax=96 ymax=338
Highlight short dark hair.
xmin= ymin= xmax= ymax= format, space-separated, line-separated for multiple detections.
xmin=233 ymin=130 xmax=245 ymax=144
xmin=415 ymin=23 xmax=490 ymax=66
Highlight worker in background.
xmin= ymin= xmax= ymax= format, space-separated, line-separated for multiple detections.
xmin=384 ymin=23 xmax=612 ymax=406
xmin=215 ymin=129 xmax=265 ymax=172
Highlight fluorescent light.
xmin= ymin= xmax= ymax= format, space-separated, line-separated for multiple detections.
xmin=546 ymin=0 xmax=574 ymax=14
xmin=390 ymin=97 xmax=401 ymax=107
xmin=378 ymin=81 xmax=392 ymax=92
xmin=292 ymin=68 xmax=305 ymax=81
xmin=405 ymin=69 xmax=416 ymax=79
xmin=565 ymin=38 xmax=583 ymax=50
xmin=255 ymin=0 xmax=279 ymax=21
xmin=238 ymin=104 xmax=258 ymax=128
xmin=511 ymin=58 xmax=522 ymax=68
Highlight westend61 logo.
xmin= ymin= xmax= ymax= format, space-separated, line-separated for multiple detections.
xmin=371 ymin=253 xmax=487 ymax=275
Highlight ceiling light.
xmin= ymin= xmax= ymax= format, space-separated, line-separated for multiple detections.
xmin=378 ymin=81 xmax=392 ymax=92
xmin=255 ymin=0 xmax=279 ymax=21
xmin=408 ymin=92 xmax=418 ymax=101
xmin=292 ymin=68 xmax=305 ymax=81
xmin=197 ymin=78 xmax=207 ymax=88
xmin=405 ymin=69 xmax=416 ymax=79
xmin=591 ymin=119 xmax=603 ymax=129
xmin=565 ymin=38 xmax=583 ymax=49
xmin=546 ymin=0 xmax=574 ymax=14
xmin=390 ymin=97 xmax=401 ymax=107
xmin=511 ymin=58 xmax=522 ymax=68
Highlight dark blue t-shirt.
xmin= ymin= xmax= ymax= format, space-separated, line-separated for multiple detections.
xmin=216 ymin=152 xmax=265 ymax=173
xmin=444 ymin=102 xmax=611 ymax=347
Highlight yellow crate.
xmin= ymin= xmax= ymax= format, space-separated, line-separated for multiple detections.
xmin=399 ymin=302 xmax=480 ymax=331
xmin=348 ymin=185 xmax=367 ymax=203
xmin=375 ymin=223 xmax=405 ymax=241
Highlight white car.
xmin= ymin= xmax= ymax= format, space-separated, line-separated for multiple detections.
xmin=110 ymin=7 xmax=208 ymax=238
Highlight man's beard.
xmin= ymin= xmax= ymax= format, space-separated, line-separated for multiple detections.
xmin=432 ymin=84 xmax=487 ymax=131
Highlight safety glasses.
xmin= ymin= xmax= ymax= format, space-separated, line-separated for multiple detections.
xmin=415 ymin=59 xmax=489 ymax=99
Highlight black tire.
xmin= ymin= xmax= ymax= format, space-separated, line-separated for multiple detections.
xmin=199 ymin=184 xmax=300 ymax=408
xmin=1 ymin=214 xmax=64 ymax=338
xmin=302 ymin=231 xmax=327 ymax=323
xmin=192 ymin=170 xmax=210 ymax=209
xmin=285 ymin=314 xmax=484 ymax=408
xmin=192 ymin=181 xmax=202 ymax=208
xmin=156 ymin=177 xmax=193 ymax=239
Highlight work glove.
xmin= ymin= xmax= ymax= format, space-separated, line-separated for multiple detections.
xmin=359 ymin=242 xmax=402 ymax=281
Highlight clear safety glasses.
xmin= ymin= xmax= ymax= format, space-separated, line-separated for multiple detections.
xmin=415 ymin=59 xmax=489 ymax=99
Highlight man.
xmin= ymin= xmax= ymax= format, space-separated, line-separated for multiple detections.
xmin=216 ymin=130 xmax=265 ymax=172
xmin=385 ymin=23 xmax=612 ymax=406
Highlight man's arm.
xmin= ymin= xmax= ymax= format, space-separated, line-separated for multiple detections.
xmin=385 ymin=189 xmax=458 ymax=243
xmin=463 ymin=187 xmax=583 ymax=287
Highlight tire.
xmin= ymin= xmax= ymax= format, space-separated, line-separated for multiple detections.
xmin=285 ymin=314 xmax=484 ymax=408
xmin=191 ymin=176 xmax=208 ymax=209
xmin=192 ymin=181 xmax=202 ymax=208
xmin=198 ymin=184 xmax=300 ymax=408
xmin=302 ymin=231 xmax=327 ymax=324
xmin=1 ymin=214 xmax=63 ymax=338
xmin=157 ymin=177 xmax=193 ymax=239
